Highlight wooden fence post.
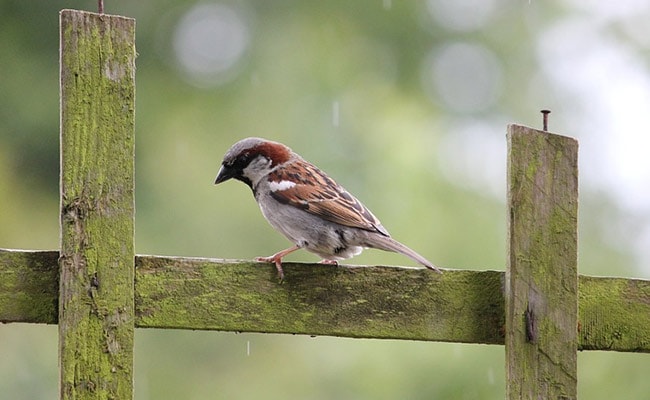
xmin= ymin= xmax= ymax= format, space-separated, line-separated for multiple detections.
xmin=59 ymin=10 xmax=136 ymax=399
xmin=506 ymin=124 xmax=579 ymax=399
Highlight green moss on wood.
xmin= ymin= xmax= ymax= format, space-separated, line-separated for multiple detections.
xmin=506 ymin=125 xmax=580 ymax=399
xmin=579 ymin=277 xmax=650 ymax=351
xmin=134 ymin=256 xmax=505 ymax=344
xmin=2 ymin=250 xmax=649 ymax=352
xmin=59 ymin=10 xmax=136 ymax=400
xmin=0 ymin=250 xmax=58 ymax=323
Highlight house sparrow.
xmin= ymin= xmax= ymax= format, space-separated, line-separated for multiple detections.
xmin=214 ymin=137 xmax=441 ymax=280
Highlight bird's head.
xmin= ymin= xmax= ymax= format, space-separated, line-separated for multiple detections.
xmin=215 ymin=137 xmax=292 ymax=190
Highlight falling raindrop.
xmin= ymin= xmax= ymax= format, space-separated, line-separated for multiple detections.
xmin=332 ymin=101 xmax=340 ymax=127
xmin=487 ymin=366 xmax=495 ymax=385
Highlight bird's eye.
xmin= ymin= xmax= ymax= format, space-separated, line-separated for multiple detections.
xmin=239 ymin=152 xmax=252 ymax=164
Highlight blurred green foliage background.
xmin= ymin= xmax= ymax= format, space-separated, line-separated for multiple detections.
xmin=1 ymin=0 xmax=650 ymax=398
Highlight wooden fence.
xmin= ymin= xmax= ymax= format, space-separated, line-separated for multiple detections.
xmin=1 ymin=9 xmax=649 ymax=400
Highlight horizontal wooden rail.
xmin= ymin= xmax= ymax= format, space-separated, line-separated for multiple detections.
xmin=1 ymin=248 xmax=649 ymax=352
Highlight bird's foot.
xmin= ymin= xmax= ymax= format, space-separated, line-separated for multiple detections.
xmin=256 ymin=245 xmax=300 ymax=282
xmin=255 ymin=255 xmax=285 ymax=282
xmin=319 ymin=259 xmax=338 ymax=266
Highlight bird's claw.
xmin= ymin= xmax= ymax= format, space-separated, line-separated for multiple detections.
xmin=255 ymin=245 xmax=300 ymax=282
xmin=255 ymin=256 xmax=285 ymax=282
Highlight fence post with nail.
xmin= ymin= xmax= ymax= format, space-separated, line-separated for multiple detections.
xmin=506 ymin=124 xmax=579 ymax=399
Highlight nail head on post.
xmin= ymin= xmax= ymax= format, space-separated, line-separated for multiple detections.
xmin=541 ymin=109 xmax=551 ymax=132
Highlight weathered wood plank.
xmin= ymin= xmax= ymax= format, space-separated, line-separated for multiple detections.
xmin=2 ymin=250 xmax=648 ymax=352
xmin=59 ymin=9 xmax=136 ymax=400
xmin=0 ymin=249 xmax=59 ymax=324
xmin=579 ymin=276 xmax=650 ymax=352
xmin=134 ymin=256 xmax=503 ymax=344
xmin=506 ymin=125 xmax=579 ymax=399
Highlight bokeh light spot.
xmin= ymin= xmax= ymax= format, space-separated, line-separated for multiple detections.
xmin=173 ymin=3 xmax=249 ymax=87
xmin=422 ymin=42 xmax=503 ymax=113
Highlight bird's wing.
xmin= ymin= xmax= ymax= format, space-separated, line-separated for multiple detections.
xmin=268 ymin=159 xmax=389 ymax=236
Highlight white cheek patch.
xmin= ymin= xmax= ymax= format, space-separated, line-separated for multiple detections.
xmin=268 ymin=180 xmax=296 ymax=192
xmin=242 ymin=157 xmax=272 ymax=184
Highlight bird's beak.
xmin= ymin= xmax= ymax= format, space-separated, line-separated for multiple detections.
xmin=214 ymin=164 xmax=233 ymax=185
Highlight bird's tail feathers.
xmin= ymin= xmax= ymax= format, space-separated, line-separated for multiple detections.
xmin=367 ymin=235 xmax=442 ymax=274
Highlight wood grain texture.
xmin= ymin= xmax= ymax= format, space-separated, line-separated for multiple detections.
xmin=2 ymin=250 xmax=648 ymax=353
xmin=506 ymin=124 xmax=579 ymax=399
xmin=59 ymin=9 xmax=135 ymax=400
xmin=134 ymin=256 xmax=502 ymax=344
xmin=0 ymin=249 xmax=59 ymax=324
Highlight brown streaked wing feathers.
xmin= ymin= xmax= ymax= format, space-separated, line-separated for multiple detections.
xmin=268 ymin=159 xmax=387 ymax=235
